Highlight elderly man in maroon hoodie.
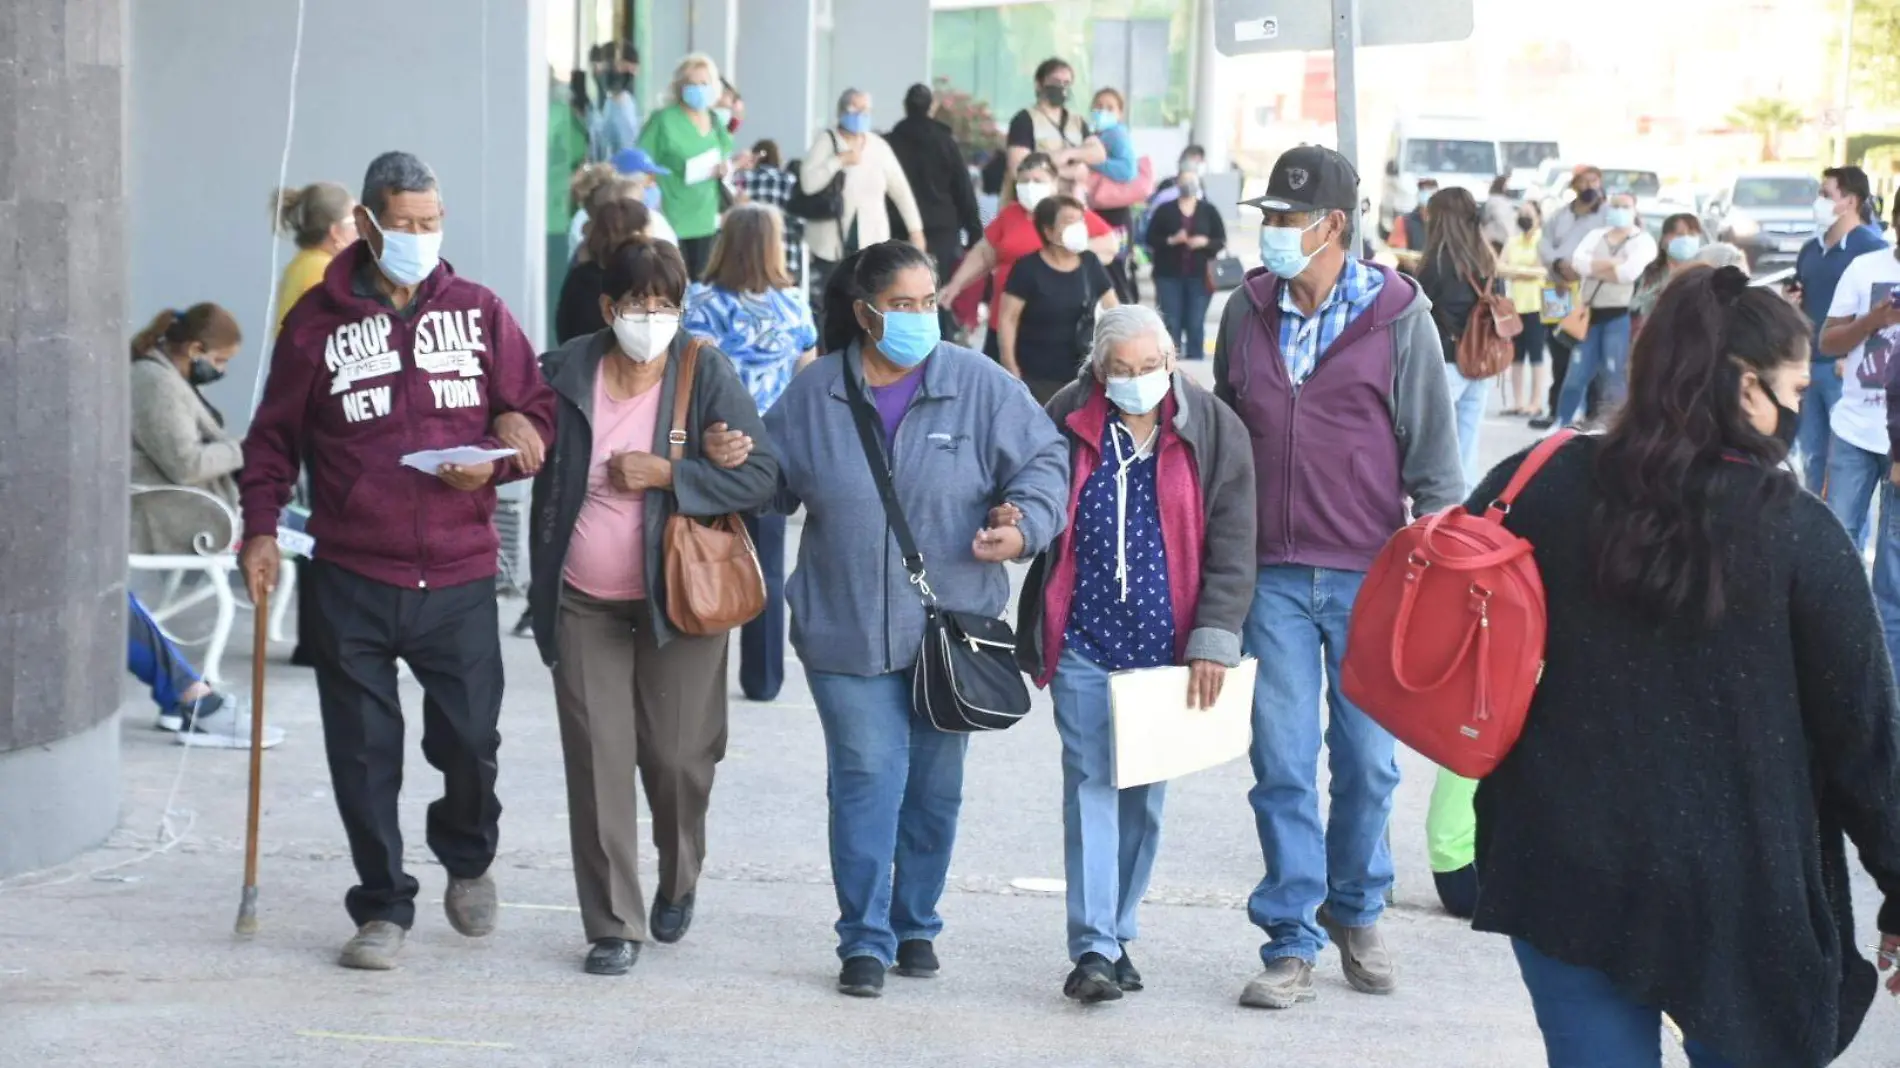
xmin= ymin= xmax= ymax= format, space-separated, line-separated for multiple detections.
xmin=239 ymin=151 xmax=556 ymax=970
xmin=1211 ymin=146 xmax=1463 ymax=1010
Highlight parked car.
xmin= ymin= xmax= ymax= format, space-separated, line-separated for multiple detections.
xmin=1702 ymin=171 xmax=1823 ymax=276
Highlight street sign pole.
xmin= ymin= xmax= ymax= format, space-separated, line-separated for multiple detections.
xmin=1331 ymin=0 xmax=1361 ymax=251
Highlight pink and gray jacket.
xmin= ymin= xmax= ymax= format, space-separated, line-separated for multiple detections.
xmin=1212 ymin=263 xmax=1464 ymax=572
xmin=1032 ymin=374 xmax=1257 ymax=687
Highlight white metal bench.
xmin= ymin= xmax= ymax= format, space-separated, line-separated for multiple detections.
xmin=128 ymin=485 xmax=295 ymax=685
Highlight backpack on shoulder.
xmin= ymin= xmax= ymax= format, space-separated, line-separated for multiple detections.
xmin=1454 ymin=269 xmax=1522 ymax=379
xmin=1340 ymin=431 xmax=1574 ymax=778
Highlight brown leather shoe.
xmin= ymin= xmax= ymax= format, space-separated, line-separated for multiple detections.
xmin=1238 ymin=957 xmax=1315 ymax=1009
xmin=445 ymin=874 xmax=498 ymax=938
xmin=1319 ymin=906 xmax=1396 ymax=994
xmin=338 ymin=921 xmax=406 ymax=970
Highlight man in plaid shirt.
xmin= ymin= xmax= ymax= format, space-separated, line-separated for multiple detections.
xmin=734 ymin=141 xmax=806 ymax=288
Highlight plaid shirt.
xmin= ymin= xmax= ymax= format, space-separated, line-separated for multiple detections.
xmin=1278 ymin=258 xmax=1384 ymax=384
xmin=735 ymin=166 xmax=806 ymax=286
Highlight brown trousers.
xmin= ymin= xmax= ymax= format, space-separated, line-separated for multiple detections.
xmin=552 ymin=588 xmax=730 ymax=942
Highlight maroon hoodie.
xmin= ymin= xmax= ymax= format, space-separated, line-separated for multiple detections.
xmin=240 ymin=244 xmax=555 ymax=589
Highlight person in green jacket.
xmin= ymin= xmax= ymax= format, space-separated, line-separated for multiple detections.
xmin=1426 ymin=767 xmax=1478 ymax=918
xmin=548 ymin=69 xmax=592 ymax=340
xmin=638 ymin=52 xmax=742 ymax=279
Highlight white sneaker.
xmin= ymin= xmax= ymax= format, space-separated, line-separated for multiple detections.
xmin=156 ymin=690 xmax=237 ymax=732
xmin=175 ymin=697 xmax=285 ymax=750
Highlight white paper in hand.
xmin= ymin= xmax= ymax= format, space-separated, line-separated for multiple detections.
xmin=683 ymin=148 xmax=722 ymax=186
xmin=1109 ymin=658 xmax=1257 ymax=789
xmin=400 ymin=446 xmax=517 ymax=476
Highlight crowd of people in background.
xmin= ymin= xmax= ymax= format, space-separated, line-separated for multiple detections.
xmin=113 ymin=37 xmax=1900 ymax=1067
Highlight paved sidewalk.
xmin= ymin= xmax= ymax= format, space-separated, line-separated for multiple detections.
xmin=3 ymin=400 xmax=1896 ymax=1067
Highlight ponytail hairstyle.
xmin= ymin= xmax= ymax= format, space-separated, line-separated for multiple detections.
xmin=130 ymin=304 xmax=242 ymax=362
xmin=271 ymin=181 xmax=354 ymax=249
xmin=820 ymin=240 xmax=935 ymax=354
xmin=1589 ymin=265 xmax=1813 ymax=626
xmin=580 ymin=196 xmax=652 ymax=266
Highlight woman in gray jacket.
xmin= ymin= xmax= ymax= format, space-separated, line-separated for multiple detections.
xmin=764 ymin=240 xmax=1068 ymax=998
xmin=129 ymin=304 xmax=245 ymax=555
xmin=525 ymin=237 xmax=779 ymax=977
xmin=1022 ymin=304 xmax=1256 ymax=1003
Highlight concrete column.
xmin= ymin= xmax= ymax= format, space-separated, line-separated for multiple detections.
xmin=733 ymin=0 xmax=818 ymax=155
xmin=1190 ymin=0 xmax=1231 ymax=172
xmin=0 ymin=0 xmax=129 ymax=878
xmin=689 ymin=0 xmax=737 ymax=80
xmin=825 ymin=0 xmax=931 ymax=136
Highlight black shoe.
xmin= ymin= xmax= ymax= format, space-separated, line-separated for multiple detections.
xmin=1114 ymin=944 xmax=1144 ymax=991
xmin=838 ymin=955 xmax=886 ymax=998
xmin=1064 ymin=952 xmax=1124 ymax=1003
xmin=650 ymin=892 xmax=695 ymax=944
xmin=584 ymin=938 xmax=640 ymax=976
xmin=895 ymin=939 xmax=939 ymax=978
xmin=510 ymin=608 xmax=533 ymax=639
xmin=1527 ymin=415 xmax=1556 ymax=431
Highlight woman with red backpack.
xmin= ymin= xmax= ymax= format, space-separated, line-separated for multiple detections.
xmin=1457 ymin=265 xmax=1900 ymax=1066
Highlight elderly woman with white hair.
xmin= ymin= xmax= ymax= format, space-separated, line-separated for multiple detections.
xmin=1013 ymin=303 xmax=1257 ymax=1003
xmin=638 ymin=52 xmax=743 ymax=277
xmin=800 ymin=88 xmax=926 ymax=317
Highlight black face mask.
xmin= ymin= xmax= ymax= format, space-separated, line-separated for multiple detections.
xmin=1577 ymin=187 xmax=1603 ymax=207
xmin=1038 ymin=84 xmax=1070 ymax=108
xmin=1773 ymin=401 xmax=1798 ymax=449
xmin=188 ymin=357 xmax=226 ymax=386
xmin=1516 ymin=215 xmax=1536 ymax=233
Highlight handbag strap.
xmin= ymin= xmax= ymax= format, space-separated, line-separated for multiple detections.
xmin=1482 ymin=428 xmax=1577 ymax=521
xmin=840 ymin=358 xmax=938 ymax=604
xmin=667 ymin=339 xmax=702 ymax=461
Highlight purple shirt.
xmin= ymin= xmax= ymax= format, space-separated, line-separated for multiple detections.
xmin=868 ymin=366 xmax=927 ymax=445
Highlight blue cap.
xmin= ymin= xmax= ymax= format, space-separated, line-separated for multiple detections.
xmin=612 ymin=148 xmax=671 ymax=177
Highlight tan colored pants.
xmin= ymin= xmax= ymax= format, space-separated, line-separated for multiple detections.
xmin=552 ymin=588 xmax=730 ymax=942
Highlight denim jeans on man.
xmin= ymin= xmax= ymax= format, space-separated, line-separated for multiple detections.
xmin=1825 ymin=439 xmax=1900 ymax=671
xmin=1513 ymin=940 xmax=1739 ymax=1067
xmin=739 ymin=513 xmax=786 ymax=701
xmin=1244 ymin=565 xmax=1399 ymax=964
xmin=1049 ymin=646 xmax=1166 ymax=963
xmin=1795 ymin=359 xmax=1844 ymax=492
xmin=1443 ymin=361 xmax=1488 ymax=493
xmin=1555 ymin=313 xmax=1631 ymax=427
xmin=806 ymin=669 xmax=969 ymax=965
xmin=1154 ymin=275 xmax=1213 ymax=360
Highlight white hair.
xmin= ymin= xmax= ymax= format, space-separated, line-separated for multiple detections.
xmin=670 ymin=52 xmax=720 ymax=102
xmin=1089 ymin=304 xmax=1176 ymax=371
xmin=1694 ymin=242 xmax=1749 ymax=271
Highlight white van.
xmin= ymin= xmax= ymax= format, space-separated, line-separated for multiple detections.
xmin=1378 ymin=117 xmax=1517 ymax=238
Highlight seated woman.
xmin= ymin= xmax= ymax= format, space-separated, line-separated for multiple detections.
xmin=130 ymin=305 xmax=244 ymax=557
xmin=1022 ymin=304 xmax=1255 ymax=1003
xmin=128 ymin=591 xmax=282 ymax=749
xmin=527 ymin=237 xmax=779 ymax=977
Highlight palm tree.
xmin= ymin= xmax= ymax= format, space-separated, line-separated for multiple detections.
xmin=1726 ymin=98 xmax=1809 ymax=161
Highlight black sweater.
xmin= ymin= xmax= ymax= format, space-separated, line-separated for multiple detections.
xmin=1417 ymin=249 xmax=1501 ymax=364
xmin=885 ymin=115 xmax=982 ymax=244
xmin=1469 ymin=437 xmax=1900 ymax=1068
xmin=1143 ymin=199 xmax=1227 ymax=280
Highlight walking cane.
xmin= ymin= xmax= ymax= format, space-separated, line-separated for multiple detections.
xmin=235 ymin=584 xmax=269 ymax=936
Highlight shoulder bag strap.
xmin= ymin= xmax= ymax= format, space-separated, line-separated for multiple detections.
xmin=1482 ymin=428 xmax=1578 ymax=521
xmin=667 ymin=339 xmax=701 ymax=461
xmin=840 ymin=363 xmax=937 ymax=603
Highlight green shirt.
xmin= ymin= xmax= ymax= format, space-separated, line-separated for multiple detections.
xmin=547 ymin=97 xmax=590 ymax=236
xmin=638 ymin=104 xmax=734 ymax=240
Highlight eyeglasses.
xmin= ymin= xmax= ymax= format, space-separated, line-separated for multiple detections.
xmin=613 ymin=301 xmax=683 ymax=318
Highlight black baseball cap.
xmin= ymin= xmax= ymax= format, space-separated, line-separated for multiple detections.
xmin=1243 ymin=145 xmax=1360 ymax=216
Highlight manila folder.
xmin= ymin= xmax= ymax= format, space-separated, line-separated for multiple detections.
xmin=1110 ymin=658 xmax=1256 ymax=789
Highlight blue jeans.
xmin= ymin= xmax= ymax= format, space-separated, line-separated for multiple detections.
xmin=1513 ymin=940 xmax=1738 ymax=1067
xmin=806 ymin=669 xmax=969 ymax=966
xmin=739 ymin=513 xmax=785 ymax=701
xmin=126 ymin=591 xmax=199 ymax=711
xmin=1153 ymin=274 xmax=1212 ymax=359
xmin=1822 ymin=431 xmax=1878 ymax=553
xmin=1827 ymin=441 xmax=1900 ymax=670
xmin=1243 ymin=566 xmax=1399 ymax=964
xmin=1795 ymin=358 xmax=1843 ymax=492
xmin=1555 ymin=313 xmax=1631 ymax=427
xmin=1443 ymin=360 xmax=1488 ymax=494
xmin=1049 ymin=646 xmax=1167 ymax=962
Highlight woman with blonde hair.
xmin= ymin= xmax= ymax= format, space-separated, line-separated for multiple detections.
xmin=637 ymin=53 xmax=741 ymax=277
xmin=271 ymin=181 xmax=357 ymax=325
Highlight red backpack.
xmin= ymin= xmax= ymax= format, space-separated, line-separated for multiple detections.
xmin=1341 ymin=431 xmax=1575 ymax=778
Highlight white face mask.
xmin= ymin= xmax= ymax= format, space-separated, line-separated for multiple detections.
xmin=1017 ymin=181 xmax=1054 ymax=210
xmin=1059 ymin=221 xmax=1090 ymax=253
xmin=1814 ymin=196 xmax=1842 ymax=229
xmin=1104 ymin=368 xmax=1170 ymax=415
xmin=612 ymin=312 xmax=679 ymax=363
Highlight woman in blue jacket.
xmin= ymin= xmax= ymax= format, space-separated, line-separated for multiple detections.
xmin=763 ymin=240 xmax=1069 ymax=998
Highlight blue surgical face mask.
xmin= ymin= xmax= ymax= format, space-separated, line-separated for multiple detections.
xmin=1105 ymin=368 xmax=1170 ymax=415
xmin=1091 ymin=109 xmax=1119 ymax=132
xmin=840 ymin=111 xmax=871 ymax=135
xmin=1606 ymin=206 xmax=1636 ymax=229
xmin=1666 ymin=234 xmax=1701 ymax=262
xmin=868 ymin=306 xmax=939 ymax=368
xmin=681 ymin=82 xmax=717 ymax=111
xmin=366 ymin=214 xmax=443 ymax=287
xmin=642 ymin=183 xmax=664 ymax=210
xmin=1259 ymin=214 xmax=1328 ymax=279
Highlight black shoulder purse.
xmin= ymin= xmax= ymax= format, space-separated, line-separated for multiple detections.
xmin=840 ymin=363 xmax=1034 ymax=733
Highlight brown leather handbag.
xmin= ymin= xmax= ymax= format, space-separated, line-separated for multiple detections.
xmin=662 ymin=340 xmax=767 ymax=636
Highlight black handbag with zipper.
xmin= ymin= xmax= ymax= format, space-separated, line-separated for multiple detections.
xmin=841 ymin=362 xmax=1034 ymax=733
xmin=786 ymin=131 xmax=848 ymax=222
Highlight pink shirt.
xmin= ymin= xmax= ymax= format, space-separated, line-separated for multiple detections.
xmin=563 ymin=375 xmax=665 ymax=600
